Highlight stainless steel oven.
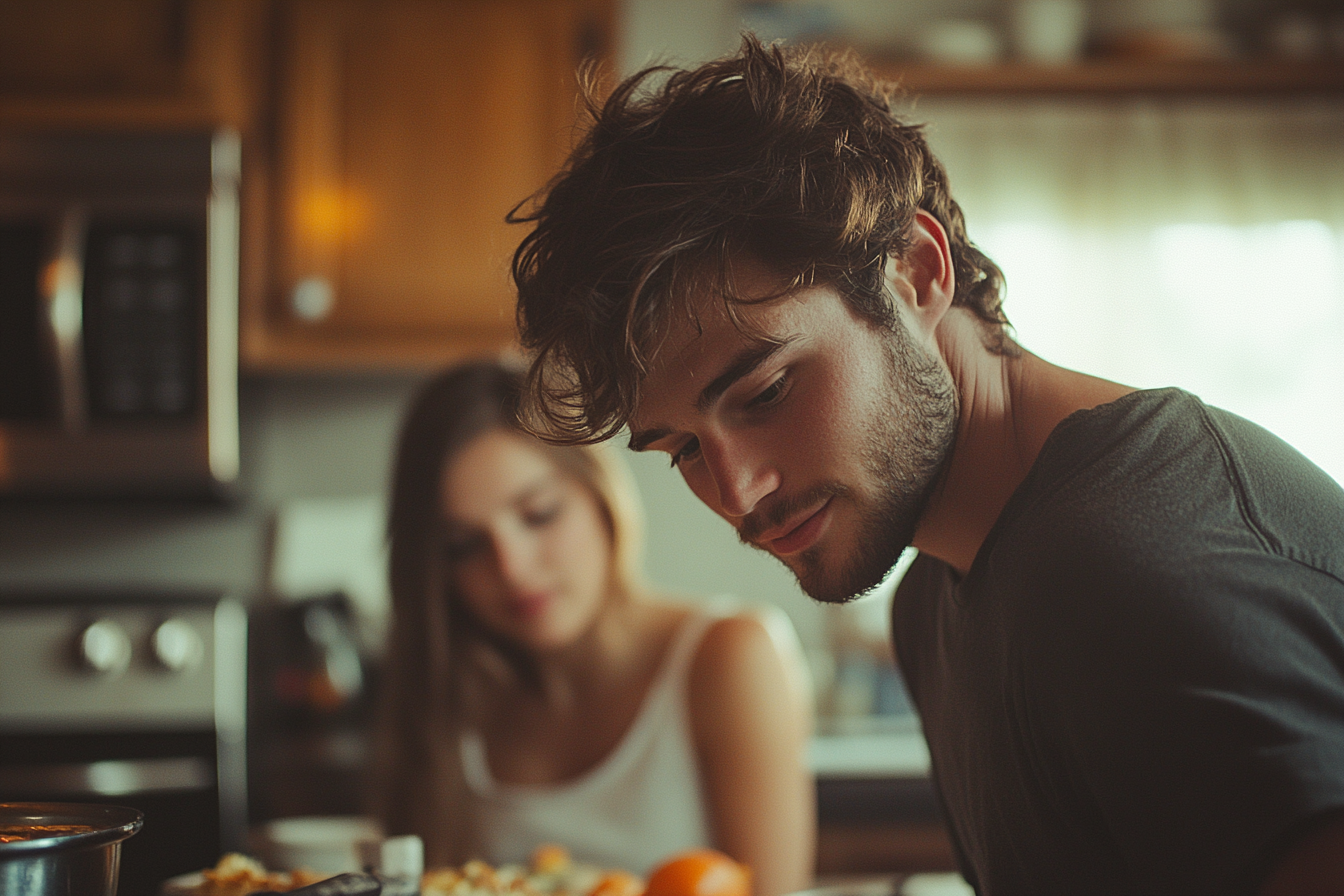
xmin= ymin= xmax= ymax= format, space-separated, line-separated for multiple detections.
xmin=0 ymin=128 xmax=240 ymax=498
xmin=0 ymin=590 xmax=247 ymax=895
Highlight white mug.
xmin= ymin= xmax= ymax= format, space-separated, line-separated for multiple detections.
xmin=251 ymin=815 xmax=385 ymax=874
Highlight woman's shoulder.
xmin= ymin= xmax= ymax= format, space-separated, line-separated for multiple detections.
xmin=636 ymin=593 xmax=806 ymax=680
xmin=648 ymin=594 xmax=797 ymax=662
xmin=655 ymin=593 xmax=797 ymax=627
xmin=677 ymin=600 xmax=812 ymax=758
xmin=681 ymin=601 xmax=808 ymax=705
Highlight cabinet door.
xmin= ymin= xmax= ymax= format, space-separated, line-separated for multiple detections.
xmin=0 ymin=0 xmax=263 ymax=128
xmin=256 ymin=0 xmax=612 ymax=368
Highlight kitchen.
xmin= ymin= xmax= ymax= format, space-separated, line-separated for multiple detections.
xmin=2 ymin=1 xmax=1342 ymax=894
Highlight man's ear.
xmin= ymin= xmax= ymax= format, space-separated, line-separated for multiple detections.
xmin=886 ymin=209 xmax=956 ymax=335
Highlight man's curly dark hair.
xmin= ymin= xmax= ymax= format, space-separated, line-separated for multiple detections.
xmin=510 ymin=34 xmax=1008 ymax=444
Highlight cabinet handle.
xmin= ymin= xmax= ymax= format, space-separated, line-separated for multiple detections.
xmin=291 ymin=276 xmax=335 ymax=322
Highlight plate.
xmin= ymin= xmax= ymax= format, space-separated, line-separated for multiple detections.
xmin=900 ymin=873 xmax=975 ymax=896
xmin=159 ymin=872 xmax=204 ymax=896
xmin=159 ymin=866 xmax=338 ymax=895
xmin=786 ymin=876 xmax=901 ymax=896
xmin=785 ymin=874 xmax=973 ymax=896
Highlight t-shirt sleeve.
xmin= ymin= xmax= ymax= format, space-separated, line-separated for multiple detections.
xmin=1019 ymin=542 xmax=1344 ymax=894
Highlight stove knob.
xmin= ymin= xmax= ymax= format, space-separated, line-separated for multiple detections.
xmin=78 ymin=619 xmax=132 ymax=676
xmin=152 ymin=618 xmax=205 ymax=673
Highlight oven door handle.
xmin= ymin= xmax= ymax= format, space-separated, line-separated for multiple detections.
xmin=39 ymin=205 xmax=89 ymax=432
xmin=0 ymin=756 xmax=214 ymax=797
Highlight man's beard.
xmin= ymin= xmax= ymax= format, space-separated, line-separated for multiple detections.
xmin=749 ymin=317 xmax=958 ymax=604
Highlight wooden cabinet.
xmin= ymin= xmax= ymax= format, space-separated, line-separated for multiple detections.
xmin=248 ymin=0 xmax=615 ymax=369
xmin=0 ymin=0 xmax=265 ymax=130
xmin=0 ymin=0 xmax=613 ymax=372
xmin=817 ymin=821 xmax=957 ymax=876
xmin=816 ymin=774 xmax=956 ymax=876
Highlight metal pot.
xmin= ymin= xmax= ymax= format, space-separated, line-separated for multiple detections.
xmin=0 ymin=802 xmax=143 ymax=896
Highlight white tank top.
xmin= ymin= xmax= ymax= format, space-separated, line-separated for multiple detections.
xmin=460 ymin=606 xmax=728 ymax=875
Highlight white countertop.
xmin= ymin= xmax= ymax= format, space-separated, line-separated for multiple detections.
xmin=808 ymin=727 xmax=931 ymax=779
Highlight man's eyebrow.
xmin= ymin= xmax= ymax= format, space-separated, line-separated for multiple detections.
xmin=627 ymin=427 xmax=670 ymax=452
xmin=696 ymin=339 xmax=787 ymax=413
xmin=627 ymin=339 xmax=788 ymax=453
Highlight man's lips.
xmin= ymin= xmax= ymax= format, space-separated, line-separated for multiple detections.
xmin=756 ymin=497 xmax=833 ymax=557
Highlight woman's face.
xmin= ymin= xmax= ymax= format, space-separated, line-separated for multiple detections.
xmin=439 ymin=428 xmax=614 ymax=653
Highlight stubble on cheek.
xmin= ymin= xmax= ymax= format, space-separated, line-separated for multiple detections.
xmin=795 ymin=326 xmax=959 ymax=605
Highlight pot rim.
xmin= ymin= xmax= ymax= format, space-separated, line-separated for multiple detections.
xmin=0 ymin=801 xmax=143 ymax=858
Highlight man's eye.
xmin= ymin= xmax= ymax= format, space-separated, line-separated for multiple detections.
xmin=749 ymin=374 xmax=789 ymax=409
xmin=670 ymin=437 xmax=701 ymax=468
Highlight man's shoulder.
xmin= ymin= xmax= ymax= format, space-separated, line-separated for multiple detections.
xmin=989 ymin=390 xmax=1226 ymax=569
xmin=1028 ymin=387 xmax=1344 ymax=580
xmin=976 ymin=387 xmax=1344 ymax=671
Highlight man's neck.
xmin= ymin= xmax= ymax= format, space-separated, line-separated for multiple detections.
xmin=912 ymin=309 xmax=1134 ymax=574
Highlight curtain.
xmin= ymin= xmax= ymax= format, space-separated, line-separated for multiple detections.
xmin=908 ymin=95 xmax=1344 ymax=485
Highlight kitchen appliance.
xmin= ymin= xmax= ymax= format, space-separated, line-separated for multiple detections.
xmin=0 ymin=128 xmax=240 ymax=497
xmin=0 ymin=801 xmax=143 ymax=896
xmin=0 ymin=590 xmax=247 ymax=895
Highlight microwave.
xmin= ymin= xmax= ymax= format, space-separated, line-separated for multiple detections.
xmin=0 ymin=128 xmax=240 ymax=498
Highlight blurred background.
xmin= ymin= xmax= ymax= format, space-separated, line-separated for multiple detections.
xmin=1 ymin=0 xmax=1340 ymax=884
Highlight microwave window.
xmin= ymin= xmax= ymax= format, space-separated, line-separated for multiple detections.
xmin=83 ymin=221 xmax=202 ymax=420
xmin=0 ymin=220 xmax=52 ymax=422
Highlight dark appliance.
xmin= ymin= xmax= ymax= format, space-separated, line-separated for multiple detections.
xmin=0 ymin=590 xmax=247 ymax=895
xmin=248 ymin=594 xmax=375 ymax=823
xmin=0 ymin=128 xmax=240 ymax=498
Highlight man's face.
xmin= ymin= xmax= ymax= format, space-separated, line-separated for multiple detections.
xmin=628 ymin=261 xmax=958 ymax=603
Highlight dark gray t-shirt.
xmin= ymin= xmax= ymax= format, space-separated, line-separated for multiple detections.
xmin=892 ymin=388 xmax=1344 ymax=895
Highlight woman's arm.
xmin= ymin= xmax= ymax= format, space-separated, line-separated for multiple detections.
xmin=688 ymin=609 xmax=816 ymax=896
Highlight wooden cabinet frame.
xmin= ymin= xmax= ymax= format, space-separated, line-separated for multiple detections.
xmin=245 ymin=0 xmax=615 ymax=370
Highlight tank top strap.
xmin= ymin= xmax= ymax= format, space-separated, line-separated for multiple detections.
xmin=652 ymin=599 xmax=739 ymax=695
xmin=581 ymin=600 xmax=738 ymax=784
xmin=460 ymin=599 xmax=740 ymax=797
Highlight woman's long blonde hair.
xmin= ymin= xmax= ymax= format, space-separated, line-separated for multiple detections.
xmin=371 ymin=357 xmax=645 ymax=865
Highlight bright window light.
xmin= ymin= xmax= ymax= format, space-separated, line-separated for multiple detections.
xmin=979 ymin=220 xmax=1344 ymax=485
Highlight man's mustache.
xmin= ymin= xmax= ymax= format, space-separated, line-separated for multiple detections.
xmin=737 ymin=483 xmax=849 ymax=546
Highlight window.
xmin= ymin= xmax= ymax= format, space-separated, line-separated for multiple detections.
xmin=917 ymin=95 xmax=1344 ymax=484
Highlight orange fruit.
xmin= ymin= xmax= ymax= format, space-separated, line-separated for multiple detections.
xmin=643 ymin=849 xmax=751 ymax=896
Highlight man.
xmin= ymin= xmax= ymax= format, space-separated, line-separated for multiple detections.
xmin=508 ymin=36 xmax=1344 ymax=895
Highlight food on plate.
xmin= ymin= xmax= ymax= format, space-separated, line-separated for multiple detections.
xmin=643 ymin=849 xmax=751 ymax=896
xmin=176 ymin=844 xmax=744 ymax=896
xmin=589 ymin=870 xmax=644 ymax=896
xmin=180 ymin=852 xmax=329 ymax=895
xmin=531 ymin=844 xmax=571 ymax=876
xmin=421 ymin=844 xmax=643 ymax=896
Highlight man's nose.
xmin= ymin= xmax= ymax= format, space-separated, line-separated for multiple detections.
xmin=698 ymin=432 xmax=780 ymax=519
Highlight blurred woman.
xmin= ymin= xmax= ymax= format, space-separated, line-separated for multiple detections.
xmin=372 ymin=357 xmax=815 ymax=896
